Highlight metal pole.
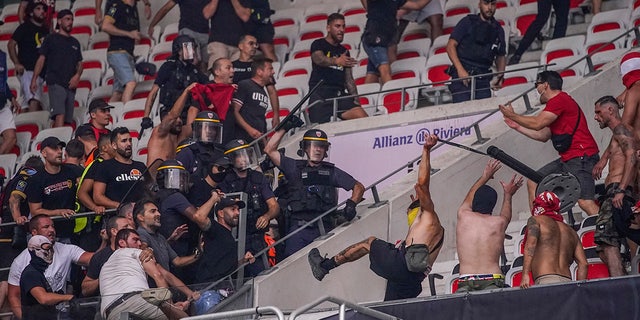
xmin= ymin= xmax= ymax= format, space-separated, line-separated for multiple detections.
xmin=181 ymin=306 xmax=285 ymax=320
xmin=470 ymin=76 xmax=476 ymax=100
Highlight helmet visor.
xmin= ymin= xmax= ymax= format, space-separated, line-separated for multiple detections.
xmin=229 ymin=145 xmax=260 ymax=171
xmin=163 ymin=168 xmax=190 ymax=193
xmin=193 ymin=121 xmax=223 ymax=144
xmin=303 ymin=140 xmax=329 ymax=161
xmin=181 ymin=41 xmax=200 ymax=64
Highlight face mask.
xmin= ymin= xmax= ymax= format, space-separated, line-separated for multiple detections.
xmin=28 ymin=235 xmax=54 ymax=264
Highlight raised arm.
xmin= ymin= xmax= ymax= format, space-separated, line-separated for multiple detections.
xmin=459 ymin=159 xmax=501 ymax=216
xmin=157 ymin=83 xmax=197 ymax=136
xmin=498 ymin=174 xmax=523 ymax=225
xmin=416 ymin=134 xmax=437 ymax=213
xmin=148 ymin=0 xmax=177 ymax=36
xmin=264 ymin=129 xmax=285 ymax=168
xmin=521 ymin=216 xmax=540 ymax=288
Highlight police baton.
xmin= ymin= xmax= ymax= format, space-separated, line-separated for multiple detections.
xmin=247 ymin=79 xmax=324 ymax=148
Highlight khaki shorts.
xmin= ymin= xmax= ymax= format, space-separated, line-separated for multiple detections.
xmin=207 ymin=42 xmax=240 ymax=70
xmin=535 ymin=274 xmax=571 ymax=285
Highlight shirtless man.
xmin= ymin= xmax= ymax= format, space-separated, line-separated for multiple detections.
xmin=593 ymin=51 xmax=640 ymax=180
xmin=456 ymin=159 xmax=523 ymax=292
xmin=593 ymin=95 xmax=638 ymax=277
xmin=308 ymin=134 xmax=445 ymax=301
xmin=521 ymin=191 xmax=588 ymax=288
xmin=146 ymin=83 xmax=197 ymax=179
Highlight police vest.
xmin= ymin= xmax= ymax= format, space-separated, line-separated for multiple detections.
xmin=187 ymin=142 xmax=225 ymax=178
xmin=159 ymin=59 xmax=200 ymax=108
xmin=285 ymin=160 xmax=338 ymax=220
xmin=456 ymin=14 xmax=502 ymax=70
xmin=74 ymin=158 xmax=104 ymax=233
xmin=223 ymin=169 xmax=268 ymax=234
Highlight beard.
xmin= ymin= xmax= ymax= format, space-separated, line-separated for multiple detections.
xmin=117 ymin=148 xmax=132 ymax=159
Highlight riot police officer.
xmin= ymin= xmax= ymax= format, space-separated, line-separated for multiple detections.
xmin=176 ymin=110 xmax=226 ymax=179
xmin=142 ymin=34 xmax=209 ymax=134
xmin=264 ymin=124 xmax=365 ymax=257
xmin=218 ymin=139 xmax=279 ymax=276
xmin=446 ymin=0 xmax=506 ymax=103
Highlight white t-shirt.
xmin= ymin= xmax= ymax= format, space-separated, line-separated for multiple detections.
xmin=99 ymin=248 xmax=150 ymax=316
xmin=8 ymin=242 xmax=85 ymax=292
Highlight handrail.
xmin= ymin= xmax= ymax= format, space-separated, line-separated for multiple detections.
xmin=315 ymin=62 xmax=556 ymax=119
xmin=181 ymin=306 xmax=285 ymax=320
xmin=288 ymin=295 xmax=400 ymax=320
xmin=0 ymin=208 xmax=117 ymax=227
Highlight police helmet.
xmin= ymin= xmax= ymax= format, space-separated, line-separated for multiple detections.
xmin=192 ymin=111 xmax=223 ymax=144
xmin=298 ymin=129 xmax=330 ymax=158
xmin=156 ymin=159 xmax=190 ymax=193
xmin=172 ymin=34 xmax=197 ymax=61
xmin=224 ymin=139 xmax=260 ymax=171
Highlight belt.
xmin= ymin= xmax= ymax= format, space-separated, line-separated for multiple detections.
xmin=458 ymin=274 xmax=504 ymax=281
xmin=105 ymin=291 xmax=141 ymax=318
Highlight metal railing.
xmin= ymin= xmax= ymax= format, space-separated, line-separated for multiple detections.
xmin=288 ymin=296 xmax=399 ymax=320
xmin=304 ymin=25 xmax=640 ymax=124
xmin=182 ymin=306 xmax=285 ymax=320
xmin=1 ymin=25 xmax=637 ymax=320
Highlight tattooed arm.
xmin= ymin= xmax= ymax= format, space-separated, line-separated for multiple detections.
xmin=521 ymin=216 xmax=540 ymax=288
xmin=612 ymin=123 xmax=637 ymax=208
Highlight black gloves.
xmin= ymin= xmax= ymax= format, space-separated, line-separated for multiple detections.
xmin=343 ymin=199 xmax=357 ymax=221
xmin=279 ymin=115 xmax=304 ymax=132
xmin=141 ymin=117 xmax=153 ymax=133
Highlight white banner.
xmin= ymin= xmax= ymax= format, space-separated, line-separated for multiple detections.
xmin=328 ymin=112 xmax=503 ymax=202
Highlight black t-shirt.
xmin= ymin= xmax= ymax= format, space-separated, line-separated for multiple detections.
xmin=309 ymin=38 xmax=350 ymax=88
xmin=11 ymin=20 xmax=49 ymax=71
xmin=195 ymin=221 xmax=237 ymax=283
xmin=174 ymin=0 xmax=210 ymax=34
xmin=158 ymin=191 xmax=198 ymax=256
xmin=93 ymin=158 xmax=147 ymax=204
xmin=363 ymin=0 xmax=406 ymax=46
xmin=232 ymin=60 xmax=252 ymax=84
xmin=186 ymin=175 xmax=215 ymax=208
xmin=85 ymin=246 xmax=114 ymax=281
xmin=39 ymin=33 xmax=82 ymax=88
xmin=209 ymin=0 xmax=247 ymax=45
xmin=155 ymin=59 xmax=208 ymax=107
xmin=26 ymin=164 xmax=82 ymax=238
xmin=105 ymin=0 xmax=140 ymax=55
xmin=232 ymin=79 xmax=269 ymax=142
xmin=450 ymin=14 xmax=506 ymax=69
xmin=20 ymin=264 xmax=57 ymax=319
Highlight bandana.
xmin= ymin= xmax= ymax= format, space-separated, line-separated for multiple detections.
xmin=620 ymin=51 xmax=640 ymax=89
xmin=531 ymin=191 xmax=564 ymax=222
xmin=472 ymin=185 xmax=498 ymax=215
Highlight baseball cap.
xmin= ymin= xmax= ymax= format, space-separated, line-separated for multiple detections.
xmin=88 ymin=99 xmax=115 ymax=113
xmin=216 ymin=197 xmax=246 ymax=211
xmin=40 ymin=137 xmax=66 ymax=150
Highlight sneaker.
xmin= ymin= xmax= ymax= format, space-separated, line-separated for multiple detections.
xmin=308 ymin=248 xmax=329 ymax=281
xmin=508 ymin=54 xmax=521 ymax=65
xmin=141 ymin=288 xmax=172 ymax=306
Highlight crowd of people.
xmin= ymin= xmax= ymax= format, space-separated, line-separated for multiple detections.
xmin=0 ymin=0 xmax=636 ymax=318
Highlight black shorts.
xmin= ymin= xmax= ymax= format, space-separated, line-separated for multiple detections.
xmin=308 ymin=86 xmax=358 ymax=124
xmin=369 ymin=239 xmax=425 ymax=301
xmin=247 ymin=22 xmax=275 ymax=44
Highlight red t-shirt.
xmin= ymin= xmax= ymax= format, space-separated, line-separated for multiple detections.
xmin=543 ymin=92 xmax=599 ymax=162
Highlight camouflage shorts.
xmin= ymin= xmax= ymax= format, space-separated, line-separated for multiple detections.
xmin=595 ymin=197 xmax=624 ymax=251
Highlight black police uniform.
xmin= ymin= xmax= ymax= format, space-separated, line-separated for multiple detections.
xmin=155 ymin=58 xmax=208 ymax=120
xmin=277 ymin=156 xmax=357 ymax=257
xmin=447 ymin=14 xmax=506 ymax=103
xmin=175 ymin=142 xmax=225 ymax=179
xmin=218 ymin=168 xmax=275 ymax=276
